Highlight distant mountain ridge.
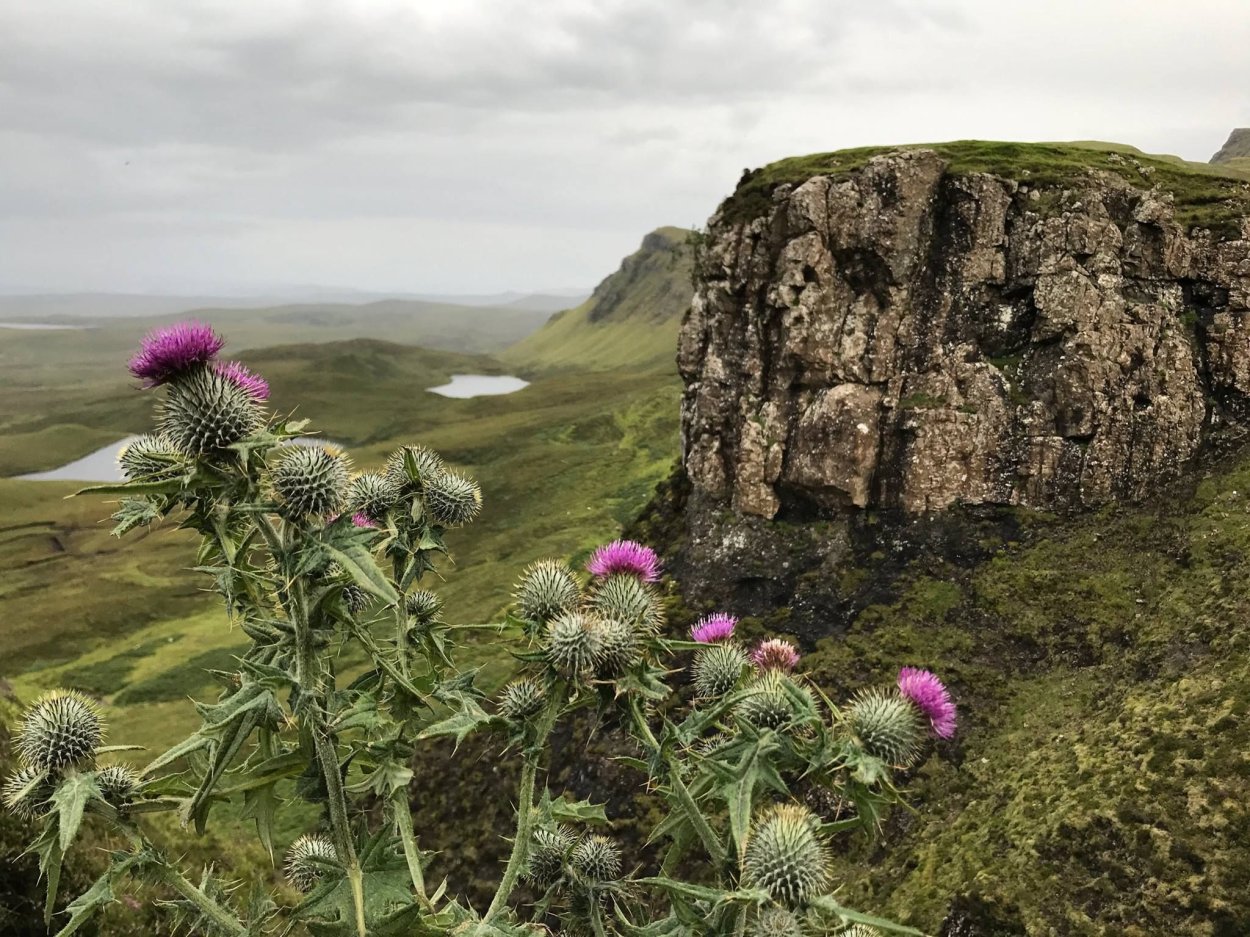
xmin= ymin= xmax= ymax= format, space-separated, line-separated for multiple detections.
xmin=1211 ymin=128 xmax=1250 ymax=163
xmin=503 ymin=226 xmax=695 ymax=372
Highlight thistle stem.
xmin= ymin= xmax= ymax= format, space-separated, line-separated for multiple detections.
xmin=392 ymin=787 xmax=431 ymax=908
xmin=479 ymin=696 xmax=561 ymax=928
xmin=314 ymin=728 xmax=367 ymax=937
xmin=159 ymin=864 xmax=247 ymax=937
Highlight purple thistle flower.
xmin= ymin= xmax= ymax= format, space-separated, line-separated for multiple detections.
xmin=128 ymin=321 xmax=225 ymax=386
xmin=585 ymin=539 xmax=661 ymax=583
xmin=750 ymin=638 xmax=800 ymax=672
xmin=214 ymin=360 xmax=270 ymax=401
xmin=351 ymin=512 xmax=377 ymax=529
xmin=897 ymin=667 xmax=957 ymax=739
xmin=690 ymin=613 xmax=737 ymax=643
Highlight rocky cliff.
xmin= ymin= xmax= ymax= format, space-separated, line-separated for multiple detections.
xmin=680 ymin=144 xmax=1250 ymax=525
xmin=1211 ymin=127 xmax=1250 ymax=164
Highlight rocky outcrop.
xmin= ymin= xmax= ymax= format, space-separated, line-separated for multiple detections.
xmin=1211 ymin=128 xmax=1250 ymax=164
xmin=679 ymin=148 xmax=1250 ymax=530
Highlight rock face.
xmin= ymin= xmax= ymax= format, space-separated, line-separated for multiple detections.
xmin=679 ymin=148 xmax=1250 ymax=528
xmin=1211 ymin=128 xmax=1250 ymax=164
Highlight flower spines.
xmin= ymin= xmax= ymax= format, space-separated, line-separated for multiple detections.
xmin=847 ymin=688 xmax=925 ymax=767
xmin=347 ymin=471 xmax=401 ymax=522
xmin=500 ymin=679 xmax=545 ymax=719
xmin=385 ymin=444 xmax=445 ymax=494
xmin=118 ymin=433 xmax=184 ymax=480
xmin=545 ymin=612 xmax=604 ymax=681
xmin=735 ymin=672 xmax=812 ymax=733
xmin=271 ymin=445 xmax=351 ymax=517
xmin=751 ymin=907 xmax=805 ymax=936
xmin=128 ymin=321 xmax=225 ymax=386
xmin=18 ymin=690 xmax=104 ymax=772
xmin=742 ymin=804 xmax=830 ymax=907
xmin=325 ymin=562 xmax=370 ymax=614
xmin=97 ymin=763 xmax=140 ymax=806
xmin=571 ymin=834 xmax=621 ymax=883
xmin=2 ymin=766 xmax=54 ymax=820
xmin=526 ymin=825 xmax=576 ymax=887
xmin=514 ymin=560 xmax=580 ymax=623
xmin=593 ymin=618 xmax=640 ymax=677
xmin=285 ymin=833 xmax=338 ymax=891
xmin=839 ymin=927 xmax=883 ymax=937
xmin=897 ymin=667 xmax=957 ymax=739
xmin=158 ymin=365 xmax=263 ymax=456
xmin=405 ymin=589 xmax=444 ymax=629
xmin=693 ymin=642 xmax=749 ymax=699
xmin=585 ymin=539 xmax=661 ymax=583
xmin=424 ymin=471 xmax=482 ymax=527
xmin=589 ymin=574 xmax=664 ymax=636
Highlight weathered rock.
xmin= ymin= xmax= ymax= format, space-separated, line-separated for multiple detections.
xmin=680 ymin=149 xmax=1250 ymax=544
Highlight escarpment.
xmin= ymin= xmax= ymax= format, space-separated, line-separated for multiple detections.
xmin=680 ymin=146 xmax=1250 ymax=527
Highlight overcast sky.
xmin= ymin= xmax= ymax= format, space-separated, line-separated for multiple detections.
xmin=1 ymin=0 xmax=1247 ymax=296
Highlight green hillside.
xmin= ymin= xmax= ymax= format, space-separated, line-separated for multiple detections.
xmin=502 ymin=227 xmax=694 ymax=373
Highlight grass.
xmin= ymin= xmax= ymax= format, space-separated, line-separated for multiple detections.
xmin=720 ymin=140 xmax=1250 ymax=237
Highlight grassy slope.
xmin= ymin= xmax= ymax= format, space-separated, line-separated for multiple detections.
xmin=721 ymin=140 xmax=1250 ymax=236
xmin=502 ymin=227 xmax=694 ymax=373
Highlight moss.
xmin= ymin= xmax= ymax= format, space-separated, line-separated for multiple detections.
xmin=899 ymin=392 xmax=948 ymax=410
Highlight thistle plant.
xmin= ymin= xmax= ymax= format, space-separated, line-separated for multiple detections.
xmin=4 ymin=321 xmax=960 ymax=937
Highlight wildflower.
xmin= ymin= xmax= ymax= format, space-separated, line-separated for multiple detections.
xmin=742 ymin=804 xmax=830 ymax=907
xmin=514 ymin=559 xmax=580 ymax=622
xmin=424 ymin=471 xmax=482 ymax=527
xmin=847 ymin=688 xmax=924 ymax=766
xmin=692 ymin=642 xmax=749 ymax=699
xmin=18 ymin=690 xmax=104 ymax=772
xmin=285 ymin=834 xmax=337 ymax=891
xmin=128 ymin=321 xmax=224 ymax=386
xmin=571 ymin=834 xmax=622 ymax=882
xmin=585 ymin=539 xmax=661 ymax=583
xmin=751 ymin=638 xmax=800 ymax=672
xmin=590 ymin=573 xmax=664 ymax=636
xmin=271 ymin=446 xmax=351 ymax=517
xmin=213 ymin=360 xmax=269 ymax=400
xmin=690 ymin=612 xmax=736 ymax=643
xmin=897 ymin=667 xmax=957 ymax=739
xmin=351 ymin=512 xmax=377 ymax=528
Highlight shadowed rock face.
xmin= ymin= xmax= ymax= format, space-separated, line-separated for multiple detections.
xmin=679 ymin=149 xmax=1250 ymax=529
xmin=1211 ymin=128 xmax=1250 ymax=164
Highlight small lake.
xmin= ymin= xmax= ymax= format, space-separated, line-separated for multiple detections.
xmin=427 ymin=374 xmax=529 ymax=398
xmin=0 ymin=322 xmax=86 ymax=330
xmin=16 ymin=435 xmax=342 ymax=482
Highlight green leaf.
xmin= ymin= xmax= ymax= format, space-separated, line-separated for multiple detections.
xmin=110 ymin=498 xmax=162 ymax=536
xmin=415 ymin=694 xmax=494 ymax=748
xmin=548 ymin=794 xmax=609 ymax=825
xmin=241 ymin=781 xmax=283 ymax=860
xmin=53 ymin=868 xmax=115 ymax=937
xmin=807 ymin=896 xmax=929 ymax=936
xmin=74 ymin=477 xmax=186 ymax=498
xmin=325 ymin=544 xmax=400 ymax=605
xmin=51 ymin=773 xmax=100 ymax=853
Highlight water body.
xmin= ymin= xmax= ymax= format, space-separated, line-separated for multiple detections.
xmin=16 ymin=435 xmax=342 ymax=482
xmin=0 ymin=322 xmax=86 ymax=330
xmin=427 ymin=374 xmax=529 ymax=398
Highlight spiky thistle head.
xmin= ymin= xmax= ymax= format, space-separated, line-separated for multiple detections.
xmin=897 ymin=667 xmax=957 ymax=739
xmin=571 ymin=834 xmax=622 ymax=883
xmin=742 ymin=804 xmax=830 ymax=907
xmin=2 ymin=766 xmax=54 ymax=820
xmin=588 ymin=574 xmax=665 ymax=636
xmin=212 ymin=360 xmax=269 ymax=400
xmin=347 ymin=471 xmax=401 ymax=522
xmin=271 ymin=445 xmax=351 ymax=518
xmin=693 ymin=642 xmax=750 ymax=699
xmin=118 ymin=433 xmax=185 ymax=481
xmin=385 ymin=444 xmax=445 ymax=494
xmin=585 ymin=539 xmax=661 ymax=583
xmin=735 ymin=672 xmax=811 ymax=733
xmin=325 ymin=562 xmax=370 ymax=615
xmin=846 ymin=689 xmax=925 ymax=767
xmin=514 ymin=559 xmax=581 ymax=623
xmin=18 ymin=690 xmax=104 ymax=772
xmin=128 ymin=321 xmax=224 ymax=386
xmin=838 ymin=927 xmax=883 ymax=937
xmin=593 ymin=617 xmax=641 ymax=678
xmin=285 ymin=833 xmax=338 ymax=891
xmin=526 ymin=826 xmax=576 ymax=887
xmin=691 ymin=612 xmax=737 ymax=643
xmin=751 ymin=907 xmax=805 ymax=936
xmin=405 ymin=589 xmax=444 ymax=629
xmin=499 ymin=679 xmax=545 ymax=720
xmin=158 ymin=366 xmax=263 ymax=455
xmin=96 ymin=763 xmax=140 ymax=806
xmin=424 ymin=471 xmax=482 ymax=527
xmin=751 ymin=638 xmax=800 ymax=673
xmin=545 ymin=612 xmax=605 ymax=681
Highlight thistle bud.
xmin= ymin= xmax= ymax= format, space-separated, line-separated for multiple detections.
xmin=405 ymin=589 xmax=444 ymax=628
xmin=571 ymin=834 xmax=621 ymax=883
xmin=271 ymin=445 xmax=351 ymax=517
xmin=592 ymin=617 xmax=640 ymax=677
xmin=544 ymin=612 xmax=604 ymax=681
xmin=742 ymin=804 xmax=830 ymax=907
xmin=97 ymin=763 xmax=140 ymax=806
xmin=158 ymin=366 xmax=263 ymax=455
xmin=385 ymin=444 xmax=445 ymax=494
xmin=693 ymin=642 xmax=749 ymax=699
xmin=347 ymin=471 xmax=401 ymax=521
xmin=2 ymin=766 xmax=54 ymax=820
xmin=18 ymin=690 xmax=103 ymax=772
xmin=587 ymin=574 xmax=664 ymax=636
xmin=751 ymin=907 xmax=804 ymax=936
xmin=514 ymin=559 xmax=580 ymax=623
xmin=424 ymin=471 xmax=482 ymax=527
xmin=846 ymin=689 xmax=925 ymax=768
xmin=325 ymin=562 xmax=370 ymax=614
xmin=735 ymin=672 xmax=801 ymax=732
xmin=840 ymin=927 xmax=884 ymax=937
xmin=525 ymin=825 xmax=575 ymax=887
xmin=285 ymin=833 xmax=338 ymax=891
xmin=118 ymin=433 xmax=184 ymax=481
xmin=499 ymin=679 xmax=545 ymax=720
